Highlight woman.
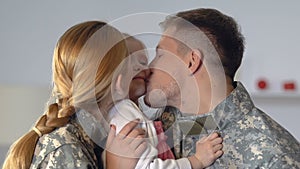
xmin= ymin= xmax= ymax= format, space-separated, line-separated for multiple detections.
xmin=3 ymin=21 xmax=146 ymax=169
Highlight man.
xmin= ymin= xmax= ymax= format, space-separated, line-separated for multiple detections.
xmin=144 ymin=8 xmax=300 ymax=168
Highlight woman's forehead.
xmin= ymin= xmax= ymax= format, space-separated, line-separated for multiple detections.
xmin=126 ymin=37 xmax=144 ymax=51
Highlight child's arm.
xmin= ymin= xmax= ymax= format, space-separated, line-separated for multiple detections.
xmin=108 ymin=100 xmax=223 ymax=169
xmin=108 ymin=100 xmax=191 ymax=169
xmin=188 ymin=132 xmax=223 ymax=169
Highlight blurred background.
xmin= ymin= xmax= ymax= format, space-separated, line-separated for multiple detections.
xmin=1 ymin=0 xmax=299 ymax=166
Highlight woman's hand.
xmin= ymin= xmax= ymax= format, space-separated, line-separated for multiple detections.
xmin=106 ymin=119 xmax=147 ymax=169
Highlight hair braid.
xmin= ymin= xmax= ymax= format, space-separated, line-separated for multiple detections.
xmin=2 ymin=103 xmax=75 ymax=169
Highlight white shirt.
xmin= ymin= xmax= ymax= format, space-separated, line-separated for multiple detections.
xmin=107 ymin=99 xmax=191 ymax=169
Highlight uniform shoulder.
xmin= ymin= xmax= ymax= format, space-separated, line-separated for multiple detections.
xmin=32 ymin=140 xmax=97 ymax=169
xmin=34 ymin=123 xmax=80 ymax=157
xmin=32 ymin=123 xmax=85 ymax=166
xmin=243 ymin=108 xmax=300 ymax=153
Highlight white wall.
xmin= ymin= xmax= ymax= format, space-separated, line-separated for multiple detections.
xmin=1 ymin=0 xmax=299 ymax=165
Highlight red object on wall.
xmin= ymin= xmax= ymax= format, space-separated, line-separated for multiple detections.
xmin=283 ymin=81 xmax=296 ymax=91
xmin=257 ymin=79 xmax=268 ymax=90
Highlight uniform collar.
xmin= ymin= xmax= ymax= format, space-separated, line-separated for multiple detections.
xmin=178 ymin=82 xmax=255 ymax=131
xmin=209 ymin=81 xmax=255 ymax=130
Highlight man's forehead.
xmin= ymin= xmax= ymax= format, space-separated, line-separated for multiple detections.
xmin=156 ymin=35 xmax=177 ymax=50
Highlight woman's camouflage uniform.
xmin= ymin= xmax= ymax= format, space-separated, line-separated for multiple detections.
xmin=30 ymin=113 xmax=103 ymax=169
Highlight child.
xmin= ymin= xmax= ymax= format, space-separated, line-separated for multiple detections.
xmin=106 ymin=35 xmax=223 ymax=169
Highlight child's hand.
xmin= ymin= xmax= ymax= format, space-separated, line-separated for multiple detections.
xmin=106 ymin=120 xmax=147 ymax=169
xmin=188 ymin=132 xmax=223 ymax=169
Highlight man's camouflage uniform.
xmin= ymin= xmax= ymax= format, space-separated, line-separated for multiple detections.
xmin=161 ymin=82 xmax=300 ymax=168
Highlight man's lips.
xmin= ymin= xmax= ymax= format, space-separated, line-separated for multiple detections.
xmin=132 ymin=76 xmax=145 ymax=81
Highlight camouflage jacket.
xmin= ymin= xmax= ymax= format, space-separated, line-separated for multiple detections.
xmin=162 ymin=82 xmax=300 ymax=169
xmin=30 ymin=112 xmax=103 ymax=169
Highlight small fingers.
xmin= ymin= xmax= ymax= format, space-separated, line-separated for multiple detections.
xmin=211 ymin=137 xmax=223 ymax=145
xmin=214 ymin=150 xmax=223 ymax=158
xmin=124 ymin=128 xmax=146 ymax=144
xmin=213 ymin=144 xmax=223 ymax=152
xmin=106 ymin=125 xmax=116 ymax=148
xmin=127 ymin=128 xmax=146 ymax=138
xmin=134 ymin=141 xmax=147 ymax=157
xmin=118 ymin=119 xmax=140 ymax=139
xmin=129 ymin=135 xmax=146 ymax=150
xmin=208 ymin=132 xmax=220 ymax=141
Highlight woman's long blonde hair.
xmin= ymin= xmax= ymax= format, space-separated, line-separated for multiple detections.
xmin=3 ymin=21 xmax=128 ymax=169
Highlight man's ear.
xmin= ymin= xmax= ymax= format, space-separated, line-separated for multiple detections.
xmin=188 ymin=49 xmax=203 ymax=74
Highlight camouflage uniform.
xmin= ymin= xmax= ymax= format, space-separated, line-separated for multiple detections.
xmin=31 ymin=110 xmax=103 ymax=169
xmin=162 ymin=82 xmax=300 ymax=168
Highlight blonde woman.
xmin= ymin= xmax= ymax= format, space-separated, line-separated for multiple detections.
xmin=3 ymin=21 xmax=147 ymax=169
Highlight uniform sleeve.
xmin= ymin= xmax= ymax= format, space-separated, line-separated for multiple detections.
xmin=39 ymin=144 xmax=95 ymax=169
xmin=109 ymin=100 xmax=192 ymax=169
